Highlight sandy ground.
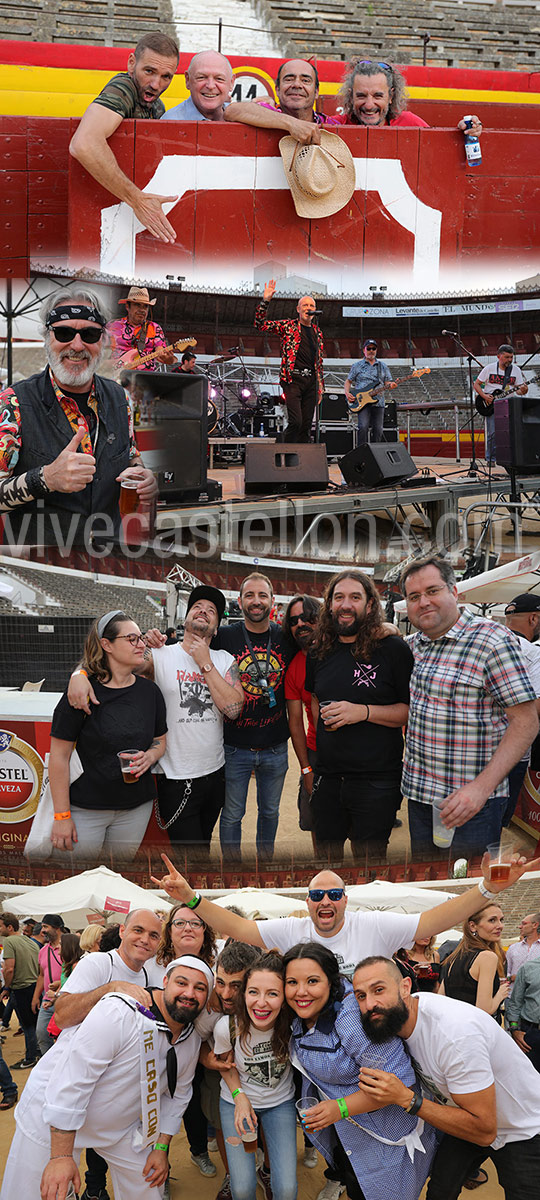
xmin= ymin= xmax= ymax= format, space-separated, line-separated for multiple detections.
xmin=0 ymin=1019 xmax=506 ymax=1197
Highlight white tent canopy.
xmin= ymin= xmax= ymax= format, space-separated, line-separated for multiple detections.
xmin=213 ymin=888 xmax=308 ymax=919
xmin=395 ymin=551 xmax=540 ymax=612
xmin=345 ymin=880 xmax=456 ymax=913
xmin=3 ymin=865 xmax=172 ymax=929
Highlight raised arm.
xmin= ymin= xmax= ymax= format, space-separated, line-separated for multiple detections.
xmin=415 ymin=851 xmax=540 ymax=941
xmin=69 ymin=104 xmax=178 ymax=244
xmin=151 ymin=855 xmax=265 ymax=946
xmin=225 ymin=101 xmax=321 ymax=145
xmin=54 ymin=979 xmax=151 ymax=1030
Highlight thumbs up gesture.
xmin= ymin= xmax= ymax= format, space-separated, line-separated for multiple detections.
xmin=42 ymin=425 xmax=96 ymax=493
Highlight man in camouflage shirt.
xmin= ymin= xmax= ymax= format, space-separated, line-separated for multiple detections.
xmin=69 ymin=32 xmax=179 ymax=244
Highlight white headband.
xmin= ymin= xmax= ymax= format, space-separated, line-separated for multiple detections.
xmin=165 ymin=955 xmax=214 ymax=991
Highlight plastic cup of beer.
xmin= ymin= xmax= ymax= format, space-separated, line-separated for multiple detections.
xmin=119 ymin=479 xmax=139 ymax=516
xmin=432 ymin=798 xmax=455 ymax=849
xmin=118 ymin=750 xmax=139 ymax=783
xmin=241 ymin=1119 xmax=258 ymax=1153
xmin=487 ymin=843 xmax=512 ymax=884
xmin=295 ymin=1096 xmax=320 ymax=1126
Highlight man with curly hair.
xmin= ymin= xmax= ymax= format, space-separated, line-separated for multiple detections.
xmin=334 ymin=59 xmax=482 ymax=138
xmin=303 ymin=570 xmax=413 ymax=861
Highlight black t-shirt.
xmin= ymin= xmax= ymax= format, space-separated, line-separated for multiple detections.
xmin=214 ymin=621 xmax=292 ymax=748
xmin=51 ymin=675 xmax=167 ymax=810
xmin=304 ymin=635 xmax=413 ymax=778
xmin=294 ymin=325 xmax=317 ymax=372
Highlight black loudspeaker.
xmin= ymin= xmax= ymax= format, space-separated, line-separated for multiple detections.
xmin=320 ymin=391 xmax=349 ymax=421
xmin=133 ymin=371 xmax=207 ymax=499
xmin=244 ymin=443 xmax=329 ymax=493
xmin=340 ymin=442 xmax=416 ymax=488
xmin=494 ymin=394 xmax=540 ymax=474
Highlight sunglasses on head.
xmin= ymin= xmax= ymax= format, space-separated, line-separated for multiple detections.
xmin=308 ymin=888 xmax=345 ymax=902
xmin=289 ymin=613 xmax=316 ymax=627
xmin=51 ymin=325 xmax=104 ymax=344
xmin=356 ymin=60 xmax=392 ymax=71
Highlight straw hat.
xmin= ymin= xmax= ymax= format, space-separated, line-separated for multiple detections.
xmin=279 ymin=130 xmax=356 ymax=218
xmin=119 ymin=286 xmax=156 ymax=306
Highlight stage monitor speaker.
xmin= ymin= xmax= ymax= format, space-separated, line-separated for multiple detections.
xmin=339 ymin=441 xmax=416 ymax=488
xmin=320 ymin=427 xmax=356 ymax=458
xmin=320 ymin=391 xmax=349 ymax=422
xmin=133 ymin=370 xmax=207 ymax=499
xmin=494 ymin=394 xmax=540 ymax=474
xmin=244 ymin=443 xmax=329 ymax=493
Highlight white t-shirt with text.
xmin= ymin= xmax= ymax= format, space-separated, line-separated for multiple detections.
xmin=214 ymin=1016 xmax=294 ymax=1109
xmin=152 ymin=643 xmax=235 ymax=778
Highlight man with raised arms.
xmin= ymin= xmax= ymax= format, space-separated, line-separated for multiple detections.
xmin=1 ymin=956 xmax=212 ymax=1200
xmin=152 ymin=853 xmax=539 ymax=983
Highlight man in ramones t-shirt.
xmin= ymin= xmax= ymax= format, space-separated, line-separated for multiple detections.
xmin=215 ymin=572 xmax=294 ymax=861
xmin=304 ymin=569 xmax=412 ymax=861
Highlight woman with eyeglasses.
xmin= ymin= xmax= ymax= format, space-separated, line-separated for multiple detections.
xmin=47 ymin=610 xmax=167 ymax=860
xmin=156 ymin=905 xmax=217 ymax=1182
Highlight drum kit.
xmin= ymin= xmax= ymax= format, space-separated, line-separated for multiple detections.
xmin=203 ymin=350 xmax=286 ymax=450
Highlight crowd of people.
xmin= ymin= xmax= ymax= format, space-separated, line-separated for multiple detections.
xmin=51 ymin=554 xmax=540 ymax=866
xmin=67 ymin=34 xmax=483 ymax=244
xmin=1 ymin=855 xmax=539 ymax=1200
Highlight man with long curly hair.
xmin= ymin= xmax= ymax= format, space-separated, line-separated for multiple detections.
xmin=304 ymin=569 xmax=413 ymax=861
xmin=333 ymin=59 xmax=482 ymax=138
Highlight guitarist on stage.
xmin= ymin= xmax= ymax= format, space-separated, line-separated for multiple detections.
xmin=344 ymin=339 xmax=395 ymax=445
xmin=107 ymin=286 xmax=177 ymax=371
xmin=474 ymin=344 xmax=528 ymax=465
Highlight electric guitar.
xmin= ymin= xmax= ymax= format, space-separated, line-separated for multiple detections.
xmin=348 ymin=367 xmax=431 ymax=413
xmin=474 ymin=374 xmax=537 ymax=418
xmin=115 ymin=337 xmax=197 ymax=373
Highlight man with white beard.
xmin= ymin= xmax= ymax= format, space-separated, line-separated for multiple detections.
xmin=0 ymin=285 xmax=156 ymax=547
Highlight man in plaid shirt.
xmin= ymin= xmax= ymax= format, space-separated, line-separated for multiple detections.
xmin=401 ymin=556 xmax=538 ymax=857
xmin=254 ymin=279 xmax=325 ymax=442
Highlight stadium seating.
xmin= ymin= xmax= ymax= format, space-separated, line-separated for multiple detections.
xmin=0 ymin=562 xmax=166 ymax=626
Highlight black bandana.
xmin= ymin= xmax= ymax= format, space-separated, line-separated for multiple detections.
xmin=46 ymin=304 xmax=106 ymax=328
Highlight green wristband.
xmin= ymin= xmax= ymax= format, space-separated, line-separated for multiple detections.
xmin=232 ymin=1088 xmax=243 ymax=1099
xmin=337 ymin=1097 xmax=349 ymax=1119
xmin=155 ymin=1142 xmax=169 ymax=1153
xmin=509 ymin=1022 xmax=519 ymax=1029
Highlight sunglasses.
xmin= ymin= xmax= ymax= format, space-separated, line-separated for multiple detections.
xmin=114 ymin=634 xmax=146 ymax=646
xmin=289 ymin=614 xmax=316 ymax=627
xmin=356 ymin=60 xmax=392 ymax=71
xmin=51 ymin=325 xmax=104 ymax=344
xmin=308 ymin=888 xmax=345 ymax=902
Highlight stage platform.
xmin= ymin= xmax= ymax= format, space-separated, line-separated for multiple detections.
xmin=156 ymin=456 xmax=540 ymax=562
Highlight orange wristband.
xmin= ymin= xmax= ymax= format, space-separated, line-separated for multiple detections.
xmin=71 ymin=669 xmax=88 ymax=678
xmin=53 ymin=811 xmax=71 ymax=821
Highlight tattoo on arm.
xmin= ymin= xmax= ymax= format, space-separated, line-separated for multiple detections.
xmin=222 ymin=700 xmax=243 ymax=718
xmin=225 ymin=660 xmax=240 ymax=686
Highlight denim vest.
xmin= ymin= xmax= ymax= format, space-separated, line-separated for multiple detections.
xmin=3 ymin=368 xmax=130 ymax=547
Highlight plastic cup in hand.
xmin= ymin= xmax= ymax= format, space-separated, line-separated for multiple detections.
xmin=432 ymin=798 xmax=455 ymax=848
xmin=296 ymin=1096 xmax=319 ymax=1127
xmin=241 ymin=1120 xmax=258 ymax=1153
xmin=119 ymin=479 xmax=139 ymax=516
xmin=487 ymin=841 xmax=512 ymax=883
xmin=118 ymin=750 xmax=139 ymax=783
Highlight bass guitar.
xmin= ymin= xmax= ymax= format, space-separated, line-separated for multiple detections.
xmin=348 ymin=367 xmax=431 ymax=413
xmin=116 ymin=337 xmax=197 ymax=374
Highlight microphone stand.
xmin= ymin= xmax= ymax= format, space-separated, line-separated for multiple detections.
xmin=444 ymin=331 xmax=483 ymax=476
xmin=311 ymin=313 xmax=322 ymax=443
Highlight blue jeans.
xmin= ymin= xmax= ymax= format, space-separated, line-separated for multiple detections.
xmin=36 ymin=1002 xmax=56 ymax=1056
xmin=220 ymin=742 xmax=289 ymax=859
xmin=485 ymin=413 xmax=496 ymax=463
xmin=357 ymin=404 xmax=384 ymax=447
xmin=219 ymin=1097 xmax=298 ymax=1200
xmin=0 ymin=1042 xmax=16 ymax=1100
xmin=408 ymin=794 xmax=506 ymax=859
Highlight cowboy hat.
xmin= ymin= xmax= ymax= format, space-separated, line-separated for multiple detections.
xmin=119 ymin=286 xmax=156 ymax=306
xmin=279 ymin=130 xmax=356 ymax=218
